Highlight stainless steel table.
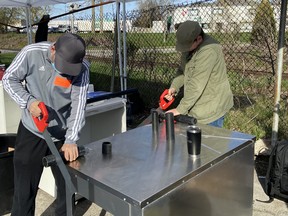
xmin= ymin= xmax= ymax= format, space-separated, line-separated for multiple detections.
xmin=39 ymin=97 xmax=126 ymax=197
xmin=68 ymin=123 xmax=255 ymax=216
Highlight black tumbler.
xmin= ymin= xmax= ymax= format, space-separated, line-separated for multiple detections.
xmin=102 ymin=141 xmax=112 ymax=155
xmin=186 ymin=125 xmax=201 ymax=157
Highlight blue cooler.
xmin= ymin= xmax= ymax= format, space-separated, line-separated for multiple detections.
xmin=87 ymin=91 xmax=111 ymax=99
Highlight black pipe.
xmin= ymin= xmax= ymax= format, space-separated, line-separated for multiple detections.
xmin=42 ymin=145 xmax=87 ymax=167
xmin=159 ymin=113 xmax=197 ymax=125
xmin=174 ymin=115 xmax=197 ymax=125
xmin=165 ymin=113 xmax=175 ymax=143
xmin=152 ymin=109 xmax=159 ymax=137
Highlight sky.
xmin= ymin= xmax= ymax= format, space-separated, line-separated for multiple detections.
xmin=50 ymin=1 xmax=137 ymax=18
xmin=50 ymin=0 xmax=190 ymax=18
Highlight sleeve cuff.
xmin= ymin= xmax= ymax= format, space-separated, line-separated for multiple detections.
xmin=27 ymin=96 xmax=37 ymax=110
xmin=64 ymin=139 xmax=77 ymax=145
xmin=170 ymin=85 xmax=179 ymax=95
xmin=176 ymin=106 xmax=188 ymax=115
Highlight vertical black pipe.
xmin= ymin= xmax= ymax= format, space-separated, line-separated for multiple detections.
xmin=152 ymin=109 xmax=159 ymax=138
xmin=165 ymin=113 xmax=175 ymax=144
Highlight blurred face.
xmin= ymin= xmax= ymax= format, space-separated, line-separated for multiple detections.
xmin=50 ymin=44 xmax=63 ymax=74
xmin=50 ymin=44 xmax=56 ymax=62
xmin=189 ymin=35 xmax=203 ymax=51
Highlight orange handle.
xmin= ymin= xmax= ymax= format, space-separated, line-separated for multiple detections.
xmin=159 ymin=89 xmax=175 ymax=110
xmin=32 ymin=102 xmax=49 ymax=133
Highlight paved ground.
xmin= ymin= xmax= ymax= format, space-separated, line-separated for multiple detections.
xmin=253 ymin=172 xmax=288 ymax=216
xmin=3 ymin=140 xmax=288 ymax=216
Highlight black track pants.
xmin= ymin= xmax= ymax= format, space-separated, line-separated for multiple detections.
xmin=11 ymin=121 xmax=68 ymax=216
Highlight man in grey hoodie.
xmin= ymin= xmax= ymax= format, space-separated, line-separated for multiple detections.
xmin=3 ymin=33 xmax=90 ymax=216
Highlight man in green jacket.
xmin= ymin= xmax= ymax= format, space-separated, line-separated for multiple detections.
xmin=165 ymin=21 xmax=233 ymax=127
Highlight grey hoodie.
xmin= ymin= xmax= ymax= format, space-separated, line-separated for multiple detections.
xmin=3 ymin=42 xmax=90 ymax=144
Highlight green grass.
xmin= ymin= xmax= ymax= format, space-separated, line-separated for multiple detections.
xmin=88 ymin=60 xmax=283 ymax=140
xmin=1 ymin=33 xmax=287 ymax=140
xmin=225 ymin=96 xmax=273 ymax=139
xmin=0 ymin=52 xmax=17 ymax=67
xmin=127 ymin=33 xmax=176 ymax=48
xmin=126 ymin=32 xmax=253 ymax=48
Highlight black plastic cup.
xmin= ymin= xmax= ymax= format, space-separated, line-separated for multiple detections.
xmin=186 ymin=125 xmax=201 ymax=157
xmin=102 ymin=142 xmax=112 ymax=155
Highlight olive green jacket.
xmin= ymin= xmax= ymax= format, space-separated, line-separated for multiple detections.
xmin=170 ymin=34 xmax=233 ymax=124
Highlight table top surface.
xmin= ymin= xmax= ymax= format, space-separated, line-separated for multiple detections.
xmin=69 ymin=122 xmax=255 ymax=207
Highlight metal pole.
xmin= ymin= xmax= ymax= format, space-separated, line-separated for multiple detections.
xmin=71 ymin=13 xmax=75 ymax=33
xmin=91 ymin=0 xmax=96 ymax=33
xmin=271 ymin=0 xmax=287 ymax=146
xmin=122 ymin=1 xmax=127 ymax=92
xmin=25 ymin=6 xmax=32 ymax=44
xmin=100 ymin=0 xmax=104 ymax=33
xmin=110 ymin=16 xmax=118 ymax=92
xmin=116 ymin=1 xmax=124 ymax=91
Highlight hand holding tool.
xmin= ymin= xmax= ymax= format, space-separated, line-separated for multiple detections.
xmin=159 ymin=89 xmax=175 ymax=110
xmin=138 ymin=89 xmax=175 ymax=127
xmin=32 ymin=102 xmax=49 ymax=133
xmin=159 ymin=89 xmax=197 ymax=125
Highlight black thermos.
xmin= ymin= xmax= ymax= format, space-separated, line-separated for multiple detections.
xmin=186 ymin=125 xmax=201 ymax=157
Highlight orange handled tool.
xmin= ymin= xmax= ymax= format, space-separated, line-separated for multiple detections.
xmin=159 ymin=89 xmax=175 ymax=110
xmin=32 ymin=102 xmax=49 ymax=133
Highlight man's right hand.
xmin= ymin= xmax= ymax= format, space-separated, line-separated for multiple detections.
xmin=29 ymin=100 xmax=42 ymax=117
xmin=164 ymin=88 xmax=176 ymax=101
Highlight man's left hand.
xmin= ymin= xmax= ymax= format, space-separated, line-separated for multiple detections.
xmin=61 ymin=143 xmax=79 ymax=162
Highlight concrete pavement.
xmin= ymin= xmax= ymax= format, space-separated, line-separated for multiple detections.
xmin=253 ymin=172 xmax=288 ymax=216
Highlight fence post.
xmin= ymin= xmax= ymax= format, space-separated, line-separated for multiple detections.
xmin=271 ymin=0 xmax=287 ymax=146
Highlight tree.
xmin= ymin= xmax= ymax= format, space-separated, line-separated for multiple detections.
xmin=134 ymin=0 xmax=171 ymax=28
xmin=251 ymin=0 xmax=276 ymax=46
xmin=138 ymin=0 xmax=171 ymax=10
xmin=22 ymin=6 xmax=51 ymax=24
xmin=0 ymin=8 xmax=21 ymax=32
xmin=0 ymin=6 xmax=51 ymax=33
xmin=251 ymin=0 xmax=277 ymax=75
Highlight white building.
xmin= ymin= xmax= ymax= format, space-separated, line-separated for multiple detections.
xmin=48 ymin=19 xmax=132 ymax=33
xmin=167 ymin=3 xmax=281 ymax=33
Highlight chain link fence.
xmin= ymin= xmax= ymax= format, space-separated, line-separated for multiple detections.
xmin=0 ymin=0 xmax=287 ymax=140
xmin=73 ymin=0 xmax=287 ymax=139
